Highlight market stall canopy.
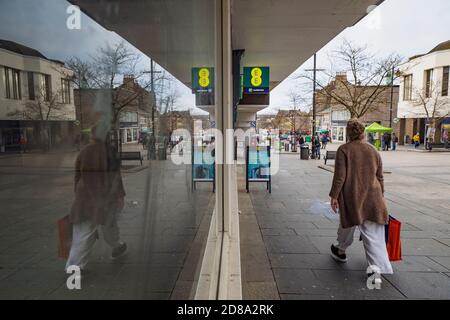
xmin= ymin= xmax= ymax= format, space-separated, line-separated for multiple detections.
xmin=365 ymin=122 xmax=393 ymax=133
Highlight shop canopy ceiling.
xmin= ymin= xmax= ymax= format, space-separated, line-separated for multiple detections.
xmin=68 ymin=0 xmax=383 ymax=90
xmin=365 ymin=122 xmax=393 ymax=133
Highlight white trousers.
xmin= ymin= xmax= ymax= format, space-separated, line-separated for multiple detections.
xmin=336 ymin=220 xmax=393 ymax=274
xmin=65 ymin=213 xmax=120 ymax=270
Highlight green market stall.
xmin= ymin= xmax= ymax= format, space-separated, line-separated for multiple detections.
xmin=365 ymin=122 xmax=393 ymax=150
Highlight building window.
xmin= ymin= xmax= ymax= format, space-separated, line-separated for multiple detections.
xmin=403 ymin=74 xmax=413 ymax=100
xmin=425 ymin=69 xmax=433 ymax=98
xmin=120 ymin=111 xmax=138 ymax=123
xmin=27 ymin=72 xmax=35 ymax=100
xmin=40 ymin=74 xmax=51 ymax=101
xmin=61 ymin=78 xmax=71 ymax=104
xmin=4 ymin=67 xmax=21 ymax=100
xmin=331 ymin=110 xmax=350 ymax=121
xmin=442 ymin=66 xmax=449 ymax=97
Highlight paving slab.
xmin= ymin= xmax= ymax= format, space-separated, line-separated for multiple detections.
xmin=383 ymin=272 xmax=450 ymax=299
xmin=243 ymin=282 xmax=280 ymax=300
xmin=263 ymin=235 xmax=320 ymax=254
xmin=273 ymin=268 xmax=404 ymax=298
xmin=269 ymin=253 xmax=341 ymax=270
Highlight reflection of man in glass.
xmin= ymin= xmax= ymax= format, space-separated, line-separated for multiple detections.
xmin=66 ymin=125 xmax=127 ymax=272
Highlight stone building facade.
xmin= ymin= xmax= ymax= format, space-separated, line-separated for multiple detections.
xmin=315 ymin=74 xmax=399 ymax=142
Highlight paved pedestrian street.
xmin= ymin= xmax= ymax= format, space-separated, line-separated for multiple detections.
xmin=239 ymin=147 xmax=450 ymax=300
xmin=1 ymin=145 xmax=450 ymax=299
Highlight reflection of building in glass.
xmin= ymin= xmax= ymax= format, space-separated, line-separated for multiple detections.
xmin=0 ymin=40 xmax=76 ymax=152
xmin=163 ymin=110 xmax=193 ymax=133
xmin=74 ymin=76 xmax=155 ymax=144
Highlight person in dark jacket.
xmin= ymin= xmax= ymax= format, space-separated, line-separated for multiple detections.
xmin=321 ymin=133 xmax=328 ymax=149
xmin=391 ymin=133 xmax=399 ymax=151
xmin=383 ymin=132 xmax=391 ymax=151
xmin=298 ymin=135 xmax=305 ymax=145
xmin=314 ymin=134 xmax=321 ymax=159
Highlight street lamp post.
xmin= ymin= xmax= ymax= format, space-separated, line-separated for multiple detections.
xmin=389 ymin=65 xmax=395 ymax=129
xmin=143 ymin=58 xmax=162 ymax=136
xmin=77 ymin=72 xmax=87 ymax=149
xmin=305 ymin=53 xmax=325 ymax=159
xmin=143 ymin=58 xmax=162 ymax=159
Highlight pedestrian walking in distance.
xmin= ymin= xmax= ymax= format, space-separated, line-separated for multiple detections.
xmin=329 ymin=119 xmax=393 ymax=282
xmin=383 ymin=132 xmax=391 ymax=151
xmin=392 ymin=133 xmax=398 ymax=151
xmin=66 ymin=124 xmax=128 ymax=272
xmin=321 ymin=134 xmax=328 ymax=149
xmin=413 ymin=132 xmax=420 ymax=149
xmin=314 ymin=134 xmax=321 ymax=159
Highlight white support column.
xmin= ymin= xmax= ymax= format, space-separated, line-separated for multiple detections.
xmin=195 ymin=0 xmax=242 ymax=300
xmin=222 ymin=0 xmax=233 ymax=234
xmin=218 ymin=0 xmax=242 ymax=300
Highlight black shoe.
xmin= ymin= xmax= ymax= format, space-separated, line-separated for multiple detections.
xmin=330 ymin=244 xmax=347 ymax=263
xmin=111 ymin=242 xmax=127 ymax=260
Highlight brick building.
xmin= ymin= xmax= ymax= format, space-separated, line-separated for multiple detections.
xmin=315 ymin=73 xmax=399 ymax=142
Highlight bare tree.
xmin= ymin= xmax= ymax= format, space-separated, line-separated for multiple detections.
xmin=65 ymin=41 xmax=188 ymax=158
xmin=64 ymin=57 xmax=94 ymax=90
xmin=286 ymin=89 xmax=307 ymax=133
xmin=411 ymin=80 xmax=449 ymax=144
xmin=299 ymin=40 xmax=402 ymax=119
xmin=65 ymin=42 xmax=173 ymax=150
xmin=90 ymin=42 xmax=151 ymax=130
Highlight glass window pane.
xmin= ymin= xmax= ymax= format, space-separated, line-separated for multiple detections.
xmin=0 ymin=0 xmax=218 ymax=300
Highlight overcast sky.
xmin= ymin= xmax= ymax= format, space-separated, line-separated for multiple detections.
xmin=268 ymin=0 xmax=450 ymax=114
xmin=1 ymin=0 xmax=449 ymax=115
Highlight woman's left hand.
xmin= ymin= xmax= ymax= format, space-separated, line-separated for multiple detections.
xmin=330 ymin=198 xmax=339 ymax=213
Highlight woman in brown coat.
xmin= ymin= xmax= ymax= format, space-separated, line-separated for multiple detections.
xmin=329 ymin=119 xmax=393 ymax=276
xmin=66 ymin=125 xmax=127 ymax=271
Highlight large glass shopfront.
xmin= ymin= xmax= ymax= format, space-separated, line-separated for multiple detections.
xmin=0 ymin=0 xmax=224 ymax=300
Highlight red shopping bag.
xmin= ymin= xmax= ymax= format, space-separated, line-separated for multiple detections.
xmin=57 ymin=215 xmax=73 ymax=259
xmin=385 ymin=215 xmax=402 ymax=261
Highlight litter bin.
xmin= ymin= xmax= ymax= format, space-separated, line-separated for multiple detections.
xmin=300 ymin=144 xmax=309 ymax=160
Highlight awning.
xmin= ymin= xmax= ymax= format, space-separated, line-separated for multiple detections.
xmin=365 ymin=122 xmax=393 ymax=133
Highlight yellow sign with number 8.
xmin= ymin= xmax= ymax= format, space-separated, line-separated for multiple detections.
xmin=251 ymin=67 xmax=263 ymax=87
xmin=198 ymin=68 xmax=210 ymax=88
